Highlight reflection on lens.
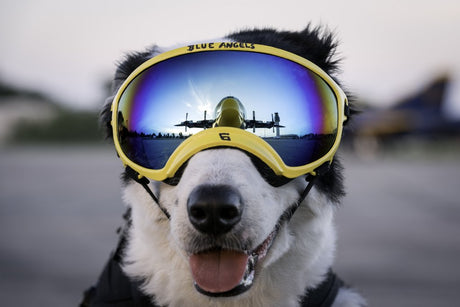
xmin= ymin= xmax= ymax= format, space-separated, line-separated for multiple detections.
xmin=116 ymin=50 xmax=338 ymax=169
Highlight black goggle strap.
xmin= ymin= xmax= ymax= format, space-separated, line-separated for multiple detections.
xmin=279 ymin=162 xmax=330 ymax=224
xmin=125 ymin=166 xmax=171 ymax=220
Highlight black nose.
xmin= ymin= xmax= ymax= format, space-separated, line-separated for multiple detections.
xmin=187 ymin=185 xmax=243 ymax=235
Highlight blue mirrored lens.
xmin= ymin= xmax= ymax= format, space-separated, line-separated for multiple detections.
xmin=116 ymin=50 xmax=338 ymax=169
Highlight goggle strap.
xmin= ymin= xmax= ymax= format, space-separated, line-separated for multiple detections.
xmin=125 ymin=166 xmax=171 ymax=220
xmin=299 ymin=175 xmax=318 ymax=204
xmin=278 ymin=175 xmax=318 ymax=225
xmin=280 ymin=162 xmax=330 ymax=224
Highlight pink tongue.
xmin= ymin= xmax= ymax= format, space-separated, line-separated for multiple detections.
xmin=189 ymin=250 xmax=249 ymax=293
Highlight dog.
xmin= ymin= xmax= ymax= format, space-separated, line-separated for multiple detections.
xmin=81 ymin=25 xmax=366 ymax=307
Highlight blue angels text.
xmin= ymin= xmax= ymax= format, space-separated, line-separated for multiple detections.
xmin=187 ymin=42 xmax=255 ymax=52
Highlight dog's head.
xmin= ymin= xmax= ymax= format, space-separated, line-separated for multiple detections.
xmin=101 ymin=25 xmax=353 ymax=305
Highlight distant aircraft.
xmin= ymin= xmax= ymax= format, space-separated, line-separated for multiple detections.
xmin=175 ymin=96 xmax=285 ymax=135
xmin=349 ymin=74 xmax=460 ymax=143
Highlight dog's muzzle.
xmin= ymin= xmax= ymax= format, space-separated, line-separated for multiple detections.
xmin=186 ymin=184 xmax=277 ymax=297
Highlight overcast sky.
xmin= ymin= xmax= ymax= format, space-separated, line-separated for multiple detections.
xmin=1 ymin=0 xmax=459 ymax=117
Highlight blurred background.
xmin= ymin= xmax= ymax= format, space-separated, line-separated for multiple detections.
xmin=1 ymin=1 xmax=459 ymax=306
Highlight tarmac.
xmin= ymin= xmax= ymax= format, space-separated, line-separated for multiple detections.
xmin=0 ymin=145 xmax=459 ymax=306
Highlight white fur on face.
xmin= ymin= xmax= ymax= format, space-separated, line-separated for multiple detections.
xmin=168 ymin=149 xmax=300 ymax=255
xmin=121 ymin=148 xmax=339 ymax=307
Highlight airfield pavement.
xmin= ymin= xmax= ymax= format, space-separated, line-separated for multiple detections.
xmin=0 ymin=145 xmax=459 ymax=306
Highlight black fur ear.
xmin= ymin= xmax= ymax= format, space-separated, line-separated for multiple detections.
xmin=99 ymin=96 xmax=114 ymax=142
xmin=315 ymin=157 xmax=346 ymax=204
xmin=99 ymin=47 xmax=159 ymax=141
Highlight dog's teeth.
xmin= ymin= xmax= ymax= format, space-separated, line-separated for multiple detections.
xmin=241 ymin=254 xmax=256 ymax=287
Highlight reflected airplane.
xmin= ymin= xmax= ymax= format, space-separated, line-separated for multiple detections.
xmin=175 ymin=96 xmax=285 ymax=135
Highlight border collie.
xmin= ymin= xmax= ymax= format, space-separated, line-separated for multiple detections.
xmin=81 ymin=25 xmax=366 ymax=307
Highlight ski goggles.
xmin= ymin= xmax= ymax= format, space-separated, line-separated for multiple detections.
xmin=111 ymin=43 xmax=348 ymax=181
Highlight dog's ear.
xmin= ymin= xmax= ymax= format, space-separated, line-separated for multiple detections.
xmin=99 ymin=47 xmax=159 ymax=141
xmin=315 ymin=158 xmax=346 ymax=204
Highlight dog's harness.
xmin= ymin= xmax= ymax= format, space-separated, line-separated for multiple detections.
xmin=80 ymin=208 xmax=344 ymax=307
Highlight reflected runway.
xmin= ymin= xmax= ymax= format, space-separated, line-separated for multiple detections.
xmin=0 ymin=146 xmax=459 ymax=306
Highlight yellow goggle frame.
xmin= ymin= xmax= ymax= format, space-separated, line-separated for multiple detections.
xmin=111 ymin=43 xmax=348 ymax=181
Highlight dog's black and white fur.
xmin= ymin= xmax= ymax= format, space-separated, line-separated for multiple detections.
xmin=83 ymin=25 xmax=366 ymax=307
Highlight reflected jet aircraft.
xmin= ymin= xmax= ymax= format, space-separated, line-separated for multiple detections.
xmin=175 ymin=96 xmax=285 ymax=134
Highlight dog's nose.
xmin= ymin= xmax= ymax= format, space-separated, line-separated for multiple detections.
xmin=187 ymin=185 xmax=243 ymax=235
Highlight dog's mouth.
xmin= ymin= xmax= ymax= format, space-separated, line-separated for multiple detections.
xmin=189 ymin=228 xmax=278 ymax=297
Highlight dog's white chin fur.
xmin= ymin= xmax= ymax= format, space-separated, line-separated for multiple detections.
xmin=120 ymin=148 xmax=345 ymax=307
